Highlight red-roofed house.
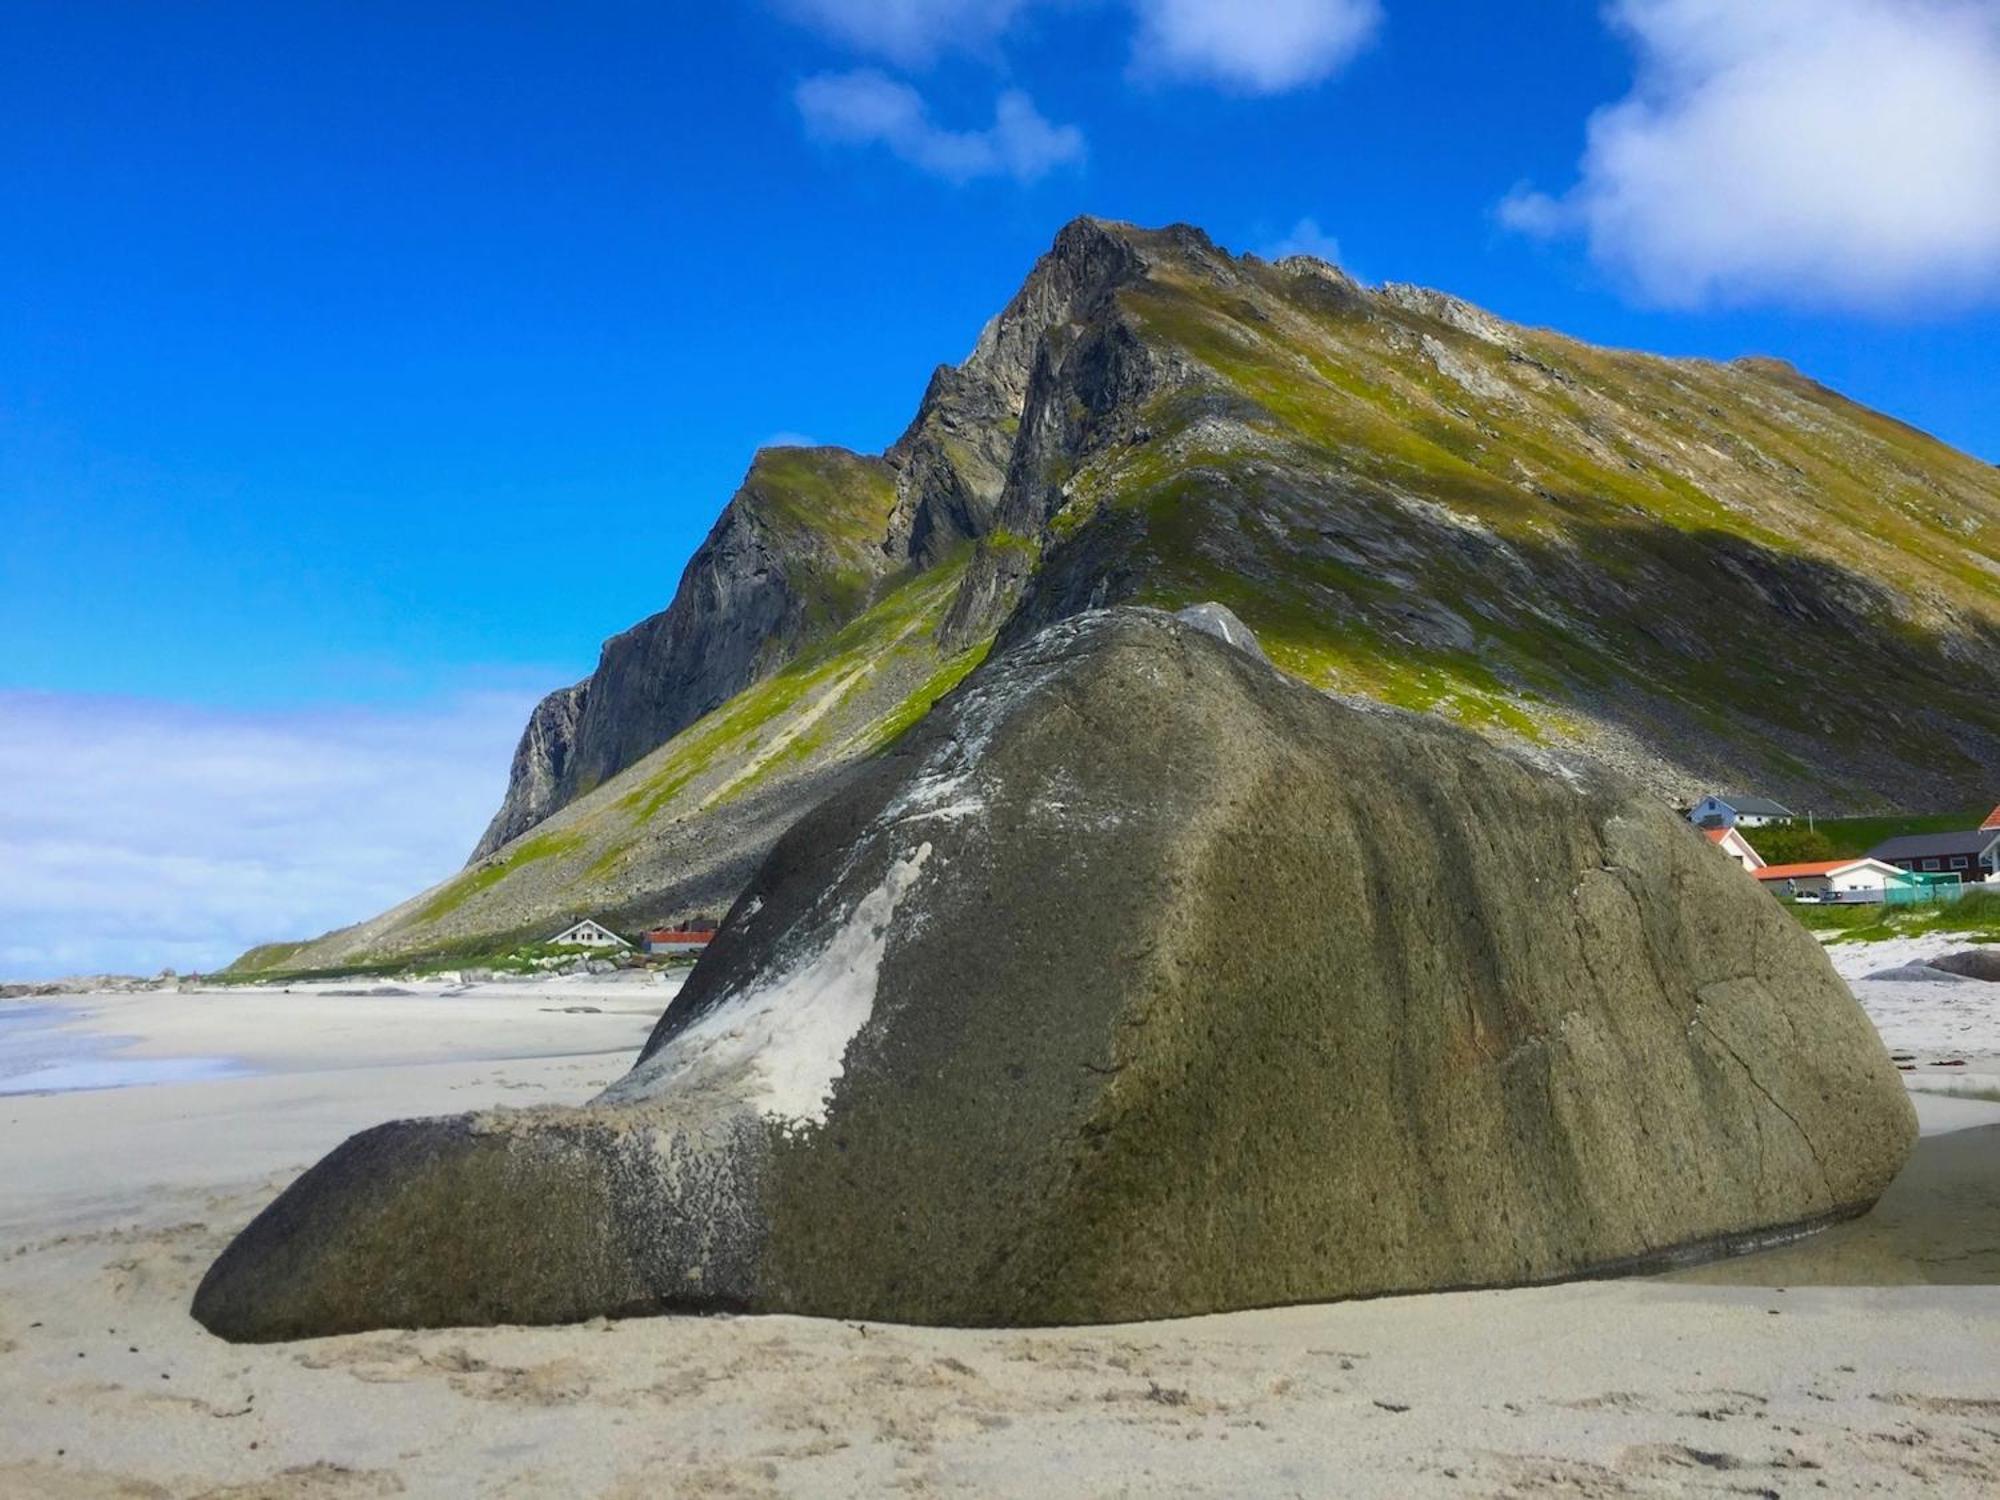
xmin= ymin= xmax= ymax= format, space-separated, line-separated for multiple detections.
xmin=1704 ymin=824 xmax=1766 ymax=873
xmin=1753 ymin=858 xmax=1908 ymax=903
xmin=1982 ymin=804 xmax=2000 ymax=833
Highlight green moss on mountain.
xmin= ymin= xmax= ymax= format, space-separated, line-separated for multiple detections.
xmin=415 ymin=827 xmax=588 ymax=924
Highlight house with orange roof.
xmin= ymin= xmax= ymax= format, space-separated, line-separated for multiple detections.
xmin=643 ymin=920 xmax=718 ymax=956
xmin=1703 ymin=824 xmax=1765 ymax=873
xmin=1753 ymin=858 xmax=1909 ymax=903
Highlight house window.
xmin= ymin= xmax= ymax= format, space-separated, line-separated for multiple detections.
xmin=1951 ymin=857 xmax=1969 ymax=870
xmin=1922 ymin=859 xmax=1942 ymax=871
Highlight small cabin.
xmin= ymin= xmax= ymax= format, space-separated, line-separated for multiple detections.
xmin=547 ymin=918 xmax=630 ymax=950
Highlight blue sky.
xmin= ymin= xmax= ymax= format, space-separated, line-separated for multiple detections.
xmin=4 ymin=0 xmax=1997 ymax=975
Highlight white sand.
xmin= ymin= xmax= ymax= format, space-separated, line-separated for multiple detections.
xmin=1828 ymin=931 xmax=2000 ymax=1099
xmin=3 ymin=978 xmax=1998 ymax=1497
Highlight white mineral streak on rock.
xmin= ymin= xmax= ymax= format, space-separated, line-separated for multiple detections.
xmin=602 ymin=843 xmax=933 ymax=1127
xmin=873 ymin=617 xmax=1089 ymax=833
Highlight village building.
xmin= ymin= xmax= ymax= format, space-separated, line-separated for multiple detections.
xmin=1704 ymin=825 xmax=1766 ymax=873
xmin=1687 ymin=794 xmax=1796 ymax=830
xmin=547 ymin=918 xmax=630 ymax=950
xmin=1753 ymin=858 xmax=1910 ymax=903
xmin=642 ymin=921 xmax=718 ymax=956
xmin=1867 ymin=827 xmax=2000 ymax=884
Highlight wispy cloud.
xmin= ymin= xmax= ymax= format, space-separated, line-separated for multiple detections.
xmin=0 ymin=690 xmax=538 ymax=980
xmin=795 ymin=69 xmax=1085 ymax=184
xmin=778 ymin=0 xmax=1381 ymax=95
xmin=1128 ymin=0 xmax=1383 ymax=94
xmin=777 ymin=0 xmax=1034 ymax=67
xmin=1501 ymin=0 xmax=2000 ymax=310
xmin=1259 ymin=216 xmax=1345 ymax=265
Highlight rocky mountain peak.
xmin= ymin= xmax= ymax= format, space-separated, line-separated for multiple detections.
xmin=263 ymin=215 xmax=1998 ymax=976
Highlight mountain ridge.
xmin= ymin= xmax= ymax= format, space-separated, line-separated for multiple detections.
xmin=244 ymin=215 xmax=2000 ymax=976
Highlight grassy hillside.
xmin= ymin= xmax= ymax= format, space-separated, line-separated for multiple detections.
xmin=247 ymin=556 xmax=990 ymax=975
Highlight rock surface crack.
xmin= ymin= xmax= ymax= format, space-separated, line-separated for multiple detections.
xmin=1692 ymin=1013 xmax=1831 ymax=1198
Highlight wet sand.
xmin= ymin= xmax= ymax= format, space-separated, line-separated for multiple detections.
xmin=1672 ymin=1114 xmax=2000 ymax=1288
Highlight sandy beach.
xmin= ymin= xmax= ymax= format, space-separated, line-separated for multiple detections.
xmin=3 ymin=943 xmax=1998 ymax=1498
xmin=1832 ymin=934 xmax=2000 ymax=1101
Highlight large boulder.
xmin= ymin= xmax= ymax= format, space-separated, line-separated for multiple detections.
xmin=194 ymin=608 xmax=1915 ymax=1341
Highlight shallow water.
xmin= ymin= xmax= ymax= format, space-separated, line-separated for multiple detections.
xmin=0 ymin=1002 xmax=243 ymax=1096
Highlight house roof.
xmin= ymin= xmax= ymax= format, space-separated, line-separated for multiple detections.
xmin=1982 ymin=804 xmax=2000 ymax=833
xmin=550 ymin=918 xmax=628 ymax=943
xmin=1754 ymin=858 xmax=1900 ymax=881
xmin=1704 ymin=826 xmax=1765 ymax=866
xmin=1868 ymin=830 xmax=2000 ymax=862
xmin=1710 ymin=795 xmax=1795 ymax=817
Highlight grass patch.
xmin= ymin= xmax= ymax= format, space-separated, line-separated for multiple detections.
xmin=618 ymin=557 xmax=971 ymax=823
xmin=1790 ymin=888 xmax=2000 ymax=943
xmin=213 ymin=939 xmax=651 ymax=986
xmin=414 ymin=827 xmax=587 ymax=924
xmin=742 ymin=447 xmax=897 ymax=547
xmin=865 ymin=640 xmax=994 ymax=752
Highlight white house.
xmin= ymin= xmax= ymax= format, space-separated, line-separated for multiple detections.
xmin=1704 ymin=825 xmax=1766 ymax=873
xmin=547 ymin=918 xmax=629 ymax=950
xmin=1753 ymin=858 xmax=1908 ymax=903
xmin=1688 ymin=794 xmax=1796 ymax=830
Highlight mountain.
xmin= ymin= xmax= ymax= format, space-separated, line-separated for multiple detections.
xmin=241 ymin=217 xmax=2000 ymax=975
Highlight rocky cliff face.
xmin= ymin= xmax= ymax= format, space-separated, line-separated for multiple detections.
xmin=254 ymin=216 xmax=2000 ymax=975
xmin=469 ymin=681 xmax=589 ymax=861
xmin=547 ymin=446 xmax=901 ymax=813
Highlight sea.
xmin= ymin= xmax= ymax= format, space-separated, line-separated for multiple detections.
xmin=0 ymin=1001 xmax=243 ymax=1095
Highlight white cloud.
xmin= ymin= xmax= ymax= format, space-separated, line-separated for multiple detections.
xmin=1502 ymin=0 xmax=2000 ymax=309
xmin=778 ymin=0 xmax=1032 ymax=66
xmin=1129 ymin=0 xmax=1383 ymax=93
xmin=0 ymin=690 xmax=537 ymax=980
xmin=1259 ymin=216 xmax=1345 ymax=265
xmin=795 ymin=69 xmax=1085 ymax=183
xmin=779 ymin=0 xmax=1379 ymax=96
